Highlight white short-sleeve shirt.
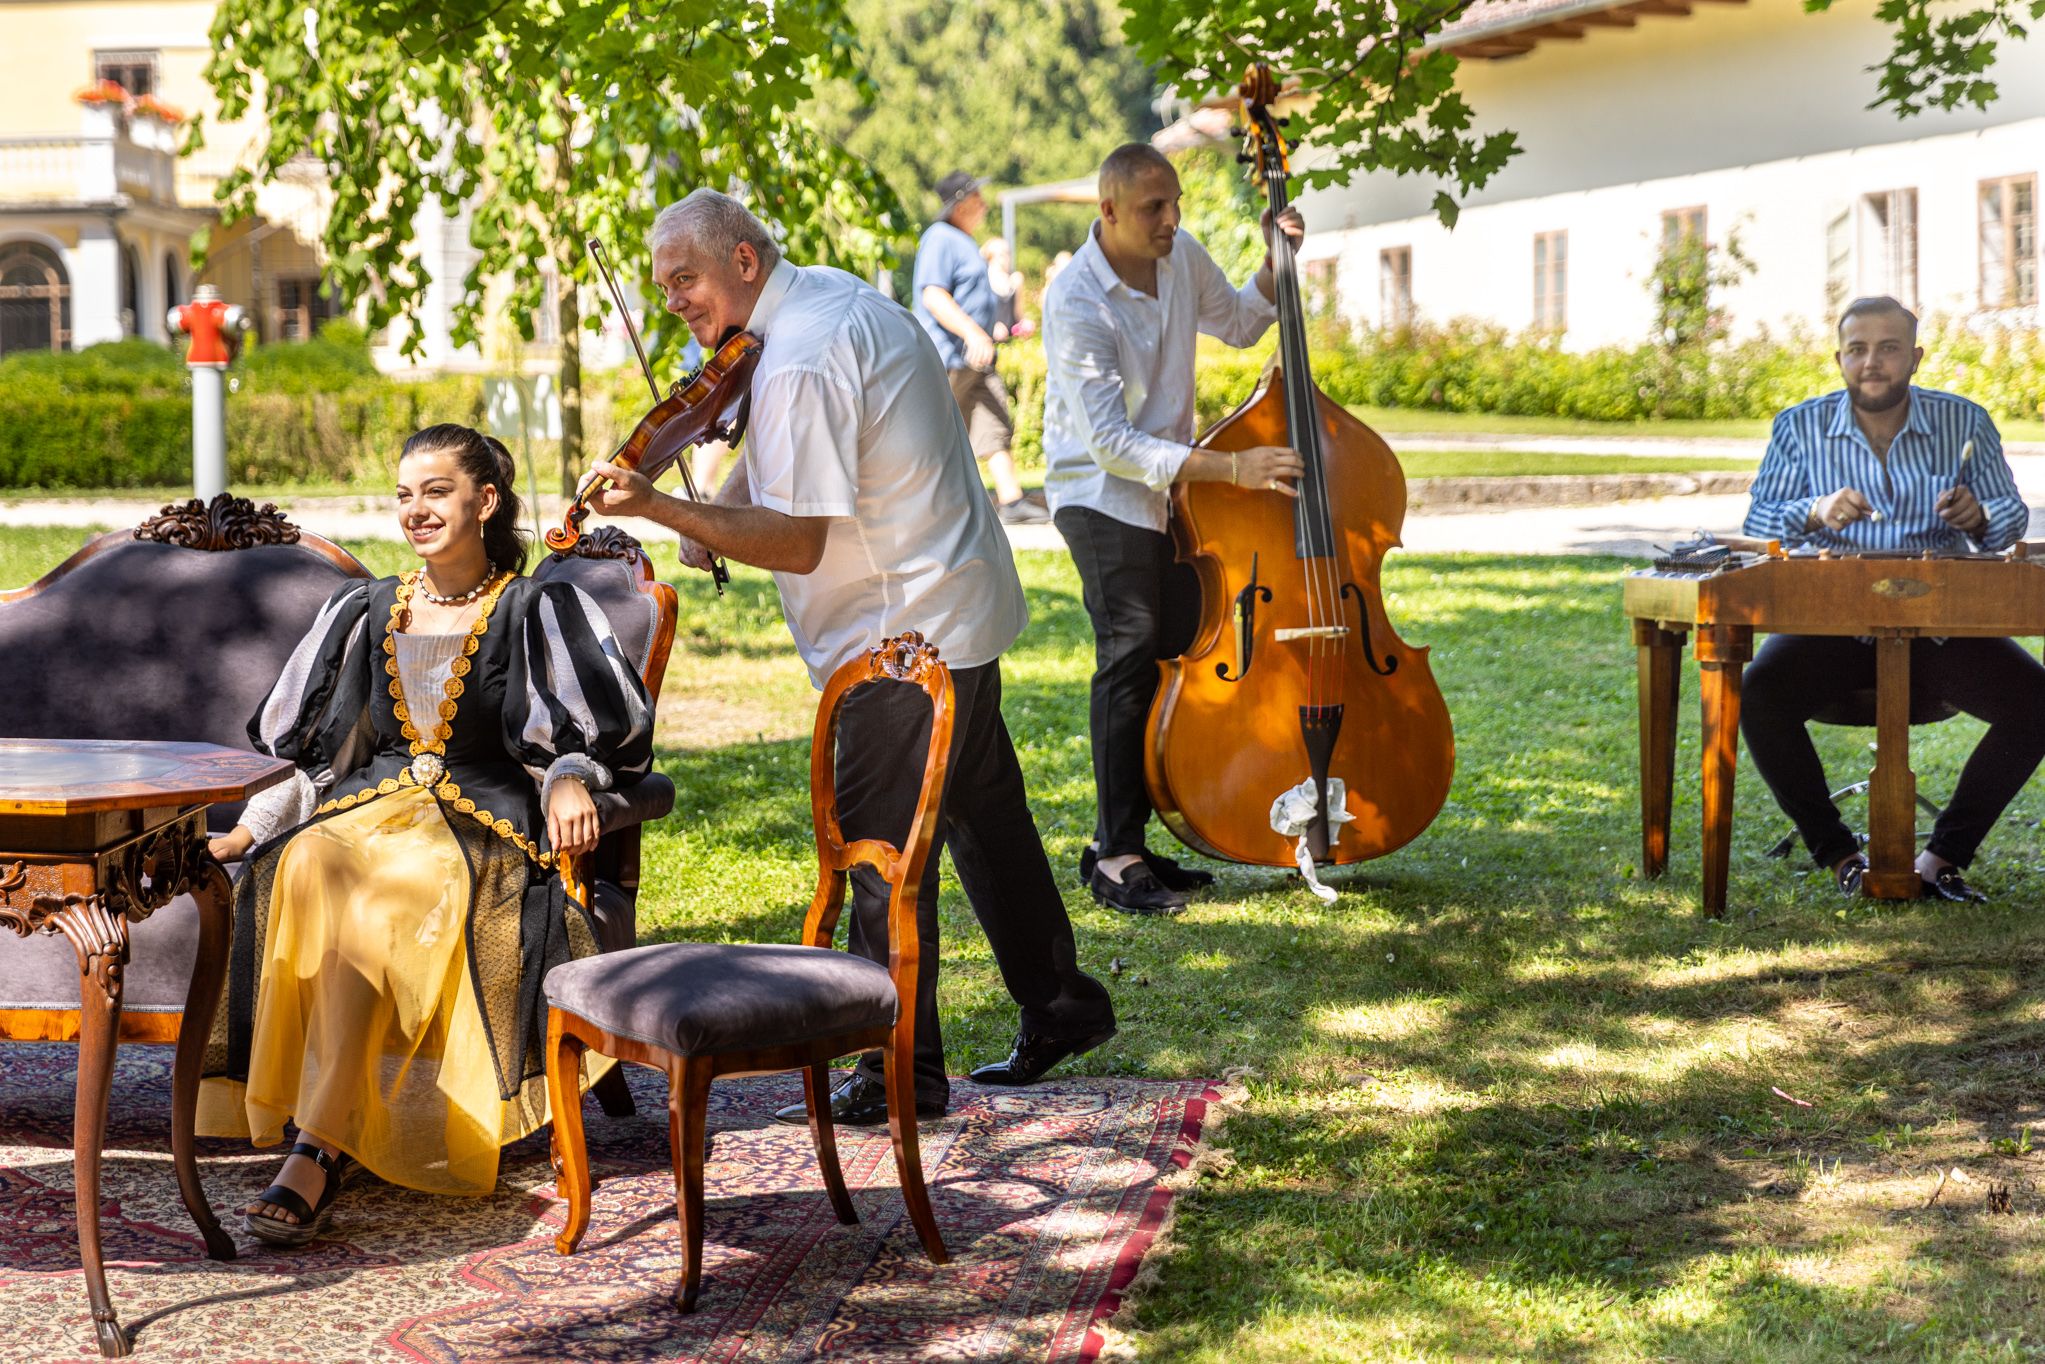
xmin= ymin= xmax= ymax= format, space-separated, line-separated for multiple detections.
xmin=740 ymin=260 xmax=1029 ymax=687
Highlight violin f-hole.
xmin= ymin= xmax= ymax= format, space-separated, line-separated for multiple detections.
xmin=1218 ymin=553 xmax=1273 ymax=682
xmin=1342 ymin=581 xmax=1398 ymax=677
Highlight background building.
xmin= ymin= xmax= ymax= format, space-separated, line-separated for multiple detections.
xmin=1296 ymin=0 xmax=2045 ymax=346
xmin=0 ymin=0 xmax=331 ymax=354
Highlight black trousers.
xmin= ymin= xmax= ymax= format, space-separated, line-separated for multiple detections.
xmin=835 ymin=659 xmax=1116 ymax=1109
xmin=1054 ymin=506 xmax=1199 ymax=858
xmin=1740 ymin=634 xmax=2045 ymax=870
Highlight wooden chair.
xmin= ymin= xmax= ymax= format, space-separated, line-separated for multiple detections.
xmin=543 ymin=630 xmax=954 ymax=1311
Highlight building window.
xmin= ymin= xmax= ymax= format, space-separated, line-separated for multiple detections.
xmin=1302 ymin=258 xmax=1337 ymax=315
xmin=275 ymin=276 xmax=337 ymax=341
xmin=1661 ymin=206 xmax=1707 ymax=249
xmin=1861 ymin=189 xmax=1918 ymax=307
xmin=94 ymin=50 xmax=158 ymax=98
xmin=1379 ymin=246 xmax=1413 ymax=328
xmin=1824 ymin=209 xmax=1853 ymax=314
xmin=1532 ymin=231 xmax=1568 ymax=331
xmin=0 ymin=242 xmax=72 ymax=355
xmin=1980 ymin=175 xmax=2037 ymax=309
xmin=163 ymin=251 xmax=182 ymax=310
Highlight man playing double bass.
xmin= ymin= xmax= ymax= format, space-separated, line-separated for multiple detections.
xmin=587 ymin=190 xmax=1119 ymax=1121
xmin=1741 ymin=295 xmax=2045 ymax=903
xmin=1041 ymin=142 xmax=1305 ymax=914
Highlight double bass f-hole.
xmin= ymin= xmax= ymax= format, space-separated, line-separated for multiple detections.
xmin=1341 ymin=582 xmax=1398 ymax=677
xmin=1218 ymin=552 xmax=1273 ymax=683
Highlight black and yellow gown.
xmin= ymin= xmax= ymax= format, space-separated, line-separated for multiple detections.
xmin=199 ymin=568 xmax=655 ymax=1195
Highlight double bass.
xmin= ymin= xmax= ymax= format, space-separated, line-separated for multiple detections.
xmin=1143 ymin=65 xmax=1455 ymax=870
xmin=543 ymin=237 xmax=761 ymax=596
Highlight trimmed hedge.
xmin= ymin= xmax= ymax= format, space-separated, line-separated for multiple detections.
xmin=8 ymin=316 xmax=2042 ymax=490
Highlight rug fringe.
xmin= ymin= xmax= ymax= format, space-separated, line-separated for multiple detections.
xmin=1096 ymin=1067 xmax=1255 ymax=1355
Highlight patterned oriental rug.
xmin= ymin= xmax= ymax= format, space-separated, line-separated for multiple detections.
xmin=0 ymin=1043 xmax=1215 ymax=1363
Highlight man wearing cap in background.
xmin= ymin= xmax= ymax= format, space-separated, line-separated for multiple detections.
xmin=913 ymin=170 xmax=1047 ymax=525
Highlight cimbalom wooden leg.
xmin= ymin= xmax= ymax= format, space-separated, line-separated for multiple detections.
xmin=1695 ymin=626 xmax=1753 ymax=919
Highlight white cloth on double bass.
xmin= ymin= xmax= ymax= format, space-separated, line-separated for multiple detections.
xmin=1270 ymin=777 xmax=1354 ymax=904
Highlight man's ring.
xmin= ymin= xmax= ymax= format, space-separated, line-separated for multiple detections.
xmin=1268 ymin=479 xmax=1280 ymax=492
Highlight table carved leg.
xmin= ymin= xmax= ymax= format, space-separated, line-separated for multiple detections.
xmin=1695 ymin=625 xmax=1753 ymax=919
xmin=48 ymin=888 xmax=134 ymax=1358
xmin=1633 ymin=620 xmax=1686 ymax=879
xmin=1864 ymin=635 xmax=1922 ymax=899
xmin=172 ymin=858 xmax=237 ymax=1261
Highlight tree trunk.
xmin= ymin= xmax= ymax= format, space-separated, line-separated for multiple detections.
xmin=554 ymin=93 xmax=583 ymax=498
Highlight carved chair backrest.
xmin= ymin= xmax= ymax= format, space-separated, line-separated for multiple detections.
xmin=0 ymin=498 xmax=370 ymax=824
xmin=802 ymin=633 xmax=954 ymax=1010
xmin=528 ymin=527 xmax=679 ymax=704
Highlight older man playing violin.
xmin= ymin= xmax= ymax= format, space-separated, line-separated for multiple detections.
xmin=1740 ymin=295 xmax=2045 ymax=903
xmin=584 ymin=189 xmax=1118 ymax=1125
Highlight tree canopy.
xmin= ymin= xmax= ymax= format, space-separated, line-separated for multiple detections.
xmin=194 ymin=0 xmax=902 ymax=365
xmin=1123 ymin=1 xmax=1519 ymax=227
xmin=806 ymin=0 xmax=1155 ymax=262
xmin=1805 ymin=0 xmax=2043 ymax=116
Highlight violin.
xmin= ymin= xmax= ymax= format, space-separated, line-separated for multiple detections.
xmin=1142 ymin=64 xmax=1456 ymax=869
xmin=543 ymin=237 xmax=761 ymax=595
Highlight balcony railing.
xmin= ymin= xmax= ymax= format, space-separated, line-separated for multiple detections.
xmin=0 ymin=132 xmax=180 ymax=208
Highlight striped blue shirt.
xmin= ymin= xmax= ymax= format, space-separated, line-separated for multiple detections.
xmin=1744 ymin=387 xmax=2026 ymax=552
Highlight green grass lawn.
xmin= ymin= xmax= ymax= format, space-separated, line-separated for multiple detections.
xmin=7 ymin=525 xmax=2045 ymax=1361
xmin=1354 ymin=405 xmax=2045 ymax=446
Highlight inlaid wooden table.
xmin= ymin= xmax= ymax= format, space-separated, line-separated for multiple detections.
xmin=0 ymin=738 xmax=291 ymax=1358
xmin=1622 ymin=547 xmax=2045 ymax=917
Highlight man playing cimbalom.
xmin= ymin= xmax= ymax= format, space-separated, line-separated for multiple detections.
xmin=913 ymin=170 xmax=1046 ymax=525
xmin=589 ymin=190 xmax=1118 ymax=1122
xmin=1041 ymin=141 xmax=1305 ymax=915
xmin=1742 ymin=295 xmax=2045 ymax=903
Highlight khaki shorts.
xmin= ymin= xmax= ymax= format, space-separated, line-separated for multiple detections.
xmin=948 ymin=365 xmax=1015 ymax=459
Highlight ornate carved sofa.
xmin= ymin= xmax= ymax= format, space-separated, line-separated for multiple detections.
xmin=0 ymin=496 xmax=676 ymax=1048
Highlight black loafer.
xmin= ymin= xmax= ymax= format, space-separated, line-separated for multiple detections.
xmin=967 ymin=1027 xmax=1117 ymax=1086
xmin=1833 ymin=853 xmax=1869 ymax=897
xmin=1088 ymin=862 xmax=1187 ymax=915
xmin=1921 ymin=865 xmax=1989 ymax=904
xmin=771 ymin=1072 xmax=945 ymax=1126
xmin=1078 ymin=845 xmax=1215 ymax=893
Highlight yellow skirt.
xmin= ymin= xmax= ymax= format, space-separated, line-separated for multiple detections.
xmin=198 ymin=784 xmax=603 ymax=1195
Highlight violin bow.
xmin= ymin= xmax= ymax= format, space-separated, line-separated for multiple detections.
xmin=585 ymin=235 xmax=728 ymax=590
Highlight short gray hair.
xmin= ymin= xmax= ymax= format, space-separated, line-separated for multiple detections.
xmin=649 ymin=189 xmax=783 ymax=268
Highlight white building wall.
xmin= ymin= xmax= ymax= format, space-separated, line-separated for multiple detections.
xmin=1297 ymin=0 xmax=2045 ymax=346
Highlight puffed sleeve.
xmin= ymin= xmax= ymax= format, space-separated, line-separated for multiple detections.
xmin=503 ymin=580 xmax=656 ymax=809
xmin=239 ymin=579 xmax=379 ymax=843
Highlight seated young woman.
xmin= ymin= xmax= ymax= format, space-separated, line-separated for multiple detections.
xmin=198 ymin=423 xmax=655 ymax=1246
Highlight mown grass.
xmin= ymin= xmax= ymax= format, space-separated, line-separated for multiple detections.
xmin=1356 ymin=405 xmax=2045 ymax=446
xmin=1396 ymin=451 xmax=1758 ymax=479
xmin=6 ymin=525 xmax=2045 ymax=1362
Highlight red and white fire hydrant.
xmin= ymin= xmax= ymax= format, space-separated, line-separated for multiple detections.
xmin=166 ymin=284 xmax=250 ymax=500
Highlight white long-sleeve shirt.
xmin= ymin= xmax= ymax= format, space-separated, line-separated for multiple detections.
xmin=1040 ymin=224 xmax=1278 ymax=533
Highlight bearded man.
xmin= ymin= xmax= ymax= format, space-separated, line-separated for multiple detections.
xmin=1740 ymin=295 xmax=2045 ymax=903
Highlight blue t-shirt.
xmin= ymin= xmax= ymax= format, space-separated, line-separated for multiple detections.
xmin=911 ymin=220 xmax=995 ymax=371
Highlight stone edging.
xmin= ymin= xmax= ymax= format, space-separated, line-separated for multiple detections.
xmin=1409 ymin=471 xmax=1755 ymax=513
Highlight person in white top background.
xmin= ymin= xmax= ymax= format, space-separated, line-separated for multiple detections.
xmin=1040 ymin=142 xmax=1306 ymax=915
xmin=588 ymin=190 xmax=1119 ymax=1123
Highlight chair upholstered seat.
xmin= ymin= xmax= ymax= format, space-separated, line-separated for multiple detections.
xmin=544 ymin=943 xmax=897 ymax=1057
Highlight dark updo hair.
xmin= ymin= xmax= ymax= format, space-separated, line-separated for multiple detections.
xmin=399 ymin=423 xmax=531 ymax=573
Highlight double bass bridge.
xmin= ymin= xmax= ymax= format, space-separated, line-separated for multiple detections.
xmin=1272 ymin=626 xmax=1349 ymax=642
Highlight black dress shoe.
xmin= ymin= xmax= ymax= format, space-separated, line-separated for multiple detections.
xmin=771 ymin=1073 xmax=945 ymax=1126
xmin=968 ymin=1027 xmax=1117 ymax=1086
xmin=1078 ymin=845 xmax=1215 ymax=893
xmin=1921 ymin=865 xmax=1989 ymax=903
xmin=1088 ymin=862 xmax=1186 ymax=915
xmin=1833 ymin=853 xmax=1869 ymax=897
